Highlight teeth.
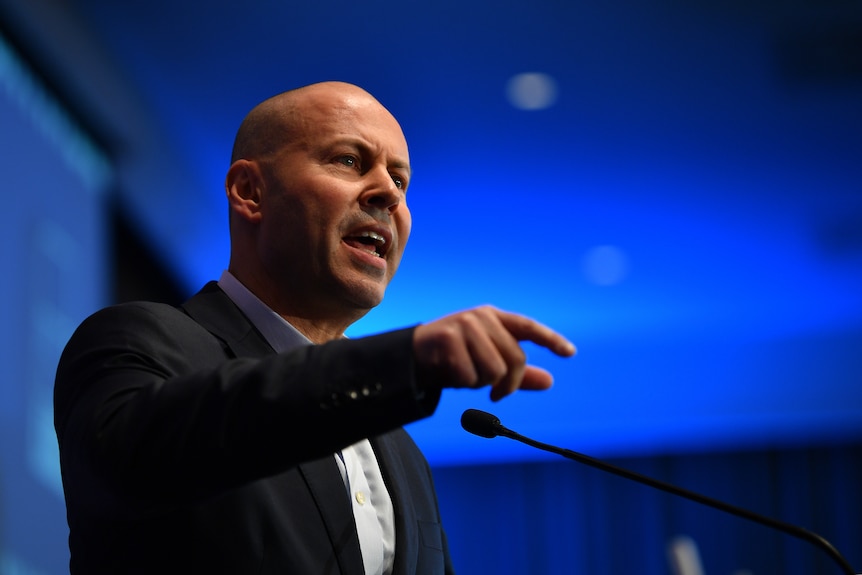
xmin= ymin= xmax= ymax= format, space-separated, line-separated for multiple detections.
xmin=351 ymin=230 xmax=386 ymax=257
xmin=358 ymin=230 xmax=386 ymax=244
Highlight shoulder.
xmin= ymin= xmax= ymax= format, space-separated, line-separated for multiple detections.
xmin=68 ymin=281 xmax=231 ymax=348
xmin=71 ymin=300 xmax=209 ymax=344
xmin=58 ymin=299 xmax=227 ymax=382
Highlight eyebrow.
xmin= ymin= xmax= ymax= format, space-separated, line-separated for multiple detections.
xmin=390 ymin=159 xmax=412 ymax=177
xmin=332 ymin=137 xmax=411 ymax=176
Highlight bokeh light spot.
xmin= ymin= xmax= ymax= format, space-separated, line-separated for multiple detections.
xmin=582 ymin=244 xmax=630 ymax=286
xmin=506 ymin=72 xmax=558 ymax=111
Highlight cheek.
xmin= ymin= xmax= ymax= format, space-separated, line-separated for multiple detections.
xmin=273 ymin=194 xmax=325 ymax=237
xmin=397 ymin=206 xmax=412 ymax=245
xmin=261 ymin=198 xmax=317 ymax=255
xmin=388 ymin=211 xmax=411 ymax=276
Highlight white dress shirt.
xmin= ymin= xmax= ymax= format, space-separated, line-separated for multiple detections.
xmin=218 ymin=271 xmax=396 ymax=575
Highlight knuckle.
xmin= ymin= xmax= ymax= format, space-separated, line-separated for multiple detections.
xmin=421 ymin=322 xmax=460 ymax=354
xmin=511 ymin=346 xmax=527 ymax=365
xmin=476 ymin=304 xmax=499 ymax=316
xmin=458 ymin=312 xmax=481 ymax=329
xmin=450 ymin=365 xmax=474 ymax=387
xmin=482 ymin=362 xmax=507 ymax=386
xmin=437 ymin=323 xmax=461 ymax=345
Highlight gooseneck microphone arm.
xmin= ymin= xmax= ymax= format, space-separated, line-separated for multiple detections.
xmin=460 ymin=409 xmax=856 ymax=575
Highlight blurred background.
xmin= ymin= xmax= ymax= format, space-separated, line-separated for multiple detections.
xmin=1 ymin=0 xmax=860 ymax=573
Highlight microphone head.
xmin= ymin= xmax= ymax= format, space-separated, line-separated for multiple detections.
xmin=461 ymin=409 xmax=503 ymax=438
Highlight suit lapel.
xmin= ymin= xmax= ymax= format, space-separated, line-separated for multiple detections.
xmin=181 ymin=281 xmax=275 ymax=359
xmin=371 ymin=433 xmax=418 ymax=575
xmin=299 ymin=458 xmax=365 ymax=575
xmin=181 ymin=281 xmax=365 ymax=574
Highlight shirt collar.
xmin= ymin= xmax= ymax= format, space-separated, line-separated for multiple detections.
xmin=217 ymin=270 xmax=311 ymax=353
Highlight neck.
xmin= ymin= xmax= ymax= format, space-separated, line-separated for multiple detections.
xmin=228 ymin=264 xmax=368 ymax=344
xmin=278 ymin=315 xmax=351 ymax=344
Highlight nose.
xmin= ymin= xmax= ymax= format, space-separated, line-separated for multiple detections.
xmin=360 ymin=167 xmax=403 ymax=214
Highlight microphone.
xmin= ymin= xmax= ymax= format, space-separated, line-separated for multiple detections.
xmin=460 ymin=409 xmax=857 ymax=575
xmin=459 ymin=407 xmax=504 ymax=438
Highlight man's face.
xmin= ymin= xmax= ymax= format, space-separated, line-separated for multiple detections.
xmin=255 ymin=87 xmax=412 ymax=317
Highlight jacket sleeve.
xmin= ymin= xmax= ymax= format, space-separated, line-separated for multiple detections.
xmin=54 ymin=301 xmax=441 ymax=503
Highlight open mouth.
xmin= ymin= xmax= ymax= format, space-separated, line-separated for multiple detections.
xmin=343 ymin=229 xmax=389 ymax=258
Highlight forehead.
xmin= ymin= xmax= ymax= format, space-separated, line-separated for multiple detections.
xmin=290 ymin=90 xmax=410 ymax=162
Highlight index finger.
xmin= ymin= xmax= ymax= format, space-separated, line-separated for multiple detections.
xmin=496 ymin=310 xmax=576 ymax=357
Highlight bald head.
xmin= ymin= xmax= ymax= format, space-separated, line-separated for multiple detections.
xmin=223 ymin=80 xmax=412 ymax=339
xmin=230 ymin=81 xmax=391 ymax=165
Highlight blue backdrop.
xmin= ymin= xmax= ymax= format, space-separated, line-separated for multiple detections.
xmin=1 ymin=1 xmax=861 ymax=572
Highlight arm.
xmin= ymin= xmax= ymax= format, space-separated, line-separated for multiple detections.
xmin=54 ymin=302 xmax=438 ymax=501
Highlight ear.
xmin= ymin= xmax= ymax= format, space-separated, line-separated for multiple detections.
xmin=225 ymin=160 xmax=264 ymax=223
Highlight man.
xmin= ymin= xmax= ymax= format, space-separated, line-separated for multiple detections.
xmin=54 ymin=81 xmax=575 ymax=574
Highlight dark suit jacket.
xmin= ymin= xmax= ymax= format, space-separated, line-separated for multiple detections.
xmin=54 ymin=282 xmax=455 ymax=574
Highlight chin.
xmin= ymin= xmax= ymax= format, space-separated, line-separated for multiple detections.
xmin=351 ymin=291 xmax=386 ymax=311
xmin=338 ymin=280 xmax=387 ymax=311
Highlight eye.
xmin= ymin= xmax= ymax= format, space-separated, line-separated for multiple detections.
xmin=336 ymin=155 xmax=359 ymax=169
xmin=391 ymin=174 xmax=405 ymax=190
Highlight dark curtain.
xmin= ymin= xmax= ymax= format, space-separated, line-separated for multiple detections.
xmin=433 ymin=442 xmax=862 ymax=575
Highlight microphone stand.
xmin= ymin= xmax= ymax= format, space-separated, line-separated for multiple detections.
xmin=462 ymin=409 xmax=857 ymax=575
